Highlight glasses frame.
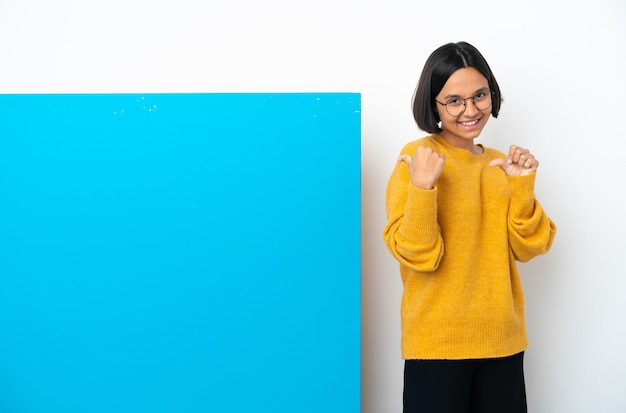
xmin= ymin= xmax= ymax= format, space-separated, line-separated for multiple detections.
xmin=435 ymin=90 xmax=494 ymax=117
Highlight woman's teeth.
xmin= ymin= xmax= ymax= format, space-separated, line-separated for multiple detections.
xmin=460 ymin=119 xmax=479 ymax=126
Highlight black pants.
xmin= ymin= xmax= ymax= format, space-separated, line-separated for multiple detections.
xmin=403 ymin=352 xmax=527 ymax=413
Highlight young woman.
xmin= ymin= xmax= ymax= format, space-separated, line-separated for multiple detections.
xmin=382 ymin=42 xmax=557 ymax=413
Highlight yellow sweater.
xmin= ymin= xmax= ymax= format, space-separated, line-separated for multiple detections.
xmin=383 ymin=135 xmax=556 ymax=360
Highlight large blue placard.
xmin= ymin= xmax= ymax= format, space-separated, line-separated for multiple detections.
xmin=0 ymin=93 xmax=360 ymax=412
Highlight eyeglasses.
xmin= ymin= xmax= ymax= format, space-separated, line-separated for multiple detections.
xmin=435 ymin=90 xmax=493 ymax=117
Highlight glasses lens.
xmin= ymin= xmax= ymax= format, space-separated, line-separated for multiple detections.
xmin=446 ymin=104 xmax=464 ymax=117
xmin=474 ymin=93 xmax=492 ymax=110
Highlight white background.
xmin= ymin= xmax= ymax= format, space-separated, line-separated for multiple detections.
xmin=1 ymin=1 xmax=625 ymax=411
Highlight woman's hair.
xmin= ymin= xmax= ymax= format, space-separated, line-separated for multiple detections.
xmin=412 ymin=42 xmax=502 ymax=133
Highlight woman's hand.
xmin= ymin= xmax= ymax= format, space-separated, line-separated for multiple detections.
xmin=398 ymin=146 xmax=446 ymax=190
xmin=489 ymin=145 xmax=539 ymax=176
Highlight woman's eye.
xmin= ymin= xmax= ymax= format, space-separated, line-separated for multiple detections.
xmin=447 ymin=99 xmax=462 ymax=106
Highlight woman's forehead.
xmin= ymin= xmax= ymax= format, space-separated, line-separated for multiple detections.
xmin=440 ymin=67 xmax=489 ymax=96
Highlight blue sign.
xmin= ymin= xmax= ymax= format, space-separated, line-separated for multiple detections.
xmin=0 ymin=93 xmax=361 ymax=412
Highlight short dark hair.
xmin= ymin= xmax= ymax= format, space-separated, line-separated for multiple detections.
xmin=412 ymin=42 xmax=503 ymax=133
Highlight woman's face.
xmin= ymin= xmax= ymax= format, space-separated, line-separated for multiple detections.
xmin=434 ymin=67 xmax=492 ymax=150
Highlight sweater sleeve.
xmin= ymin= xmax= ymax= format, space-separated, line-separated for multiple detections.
xmin=382 ymin=160 xmax=444 ymax=272
xmin=507 ymin=173 xmax=557 ymax=262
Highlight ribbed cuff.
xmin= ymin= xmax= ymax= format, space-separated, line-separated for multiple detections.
xmin=397 ymin=184 xmax=439 ymax=243
xmin=508 ymin=174 xmax=537 ymax=219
